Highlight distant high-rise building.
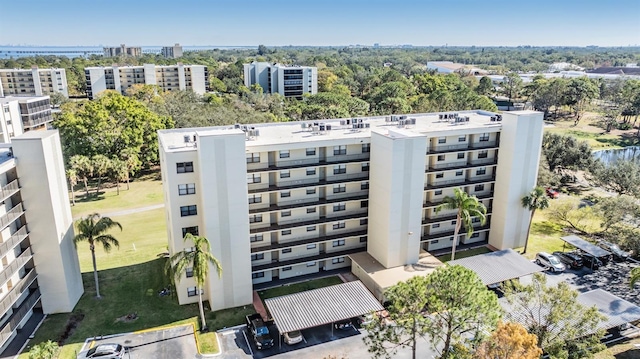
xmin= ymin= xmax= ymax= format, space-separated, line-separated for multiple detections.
xmin=0 ymin=67 xmax=68 ymax=98
xmin=243 ymin=62 xmax=317 ymax=99
xmin=161 ymin=44 xmax=183 ymax=59
xmin=103 ymin=44 xmax=142 ymax=57
xmin=84 ymin=63 xmax=208 ymax=99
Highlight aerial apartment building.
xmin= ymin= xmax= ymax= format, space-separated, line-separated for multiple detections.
xmin=0 ymin=96 xmax=54 ymax=143
xmin=159 ymin=110 xmax=544 ymax=311
xmin=243 ymin=62 xmax=317 ymax=99
xmin=103 ymin=44 xmax=142 ymax=57
xmin=84 ymin=64 xmax=208 ymax=99
xmin=0 ymin=130 xmax=83 ymax=353
xmin=161 ymin=44 xmax=183 ymax=59
xmin=0 ymin=67 xmax=68 ymax=98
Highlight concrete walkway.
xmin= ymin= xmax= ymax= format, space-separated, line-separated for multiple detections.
xmin=252 ymin=291 xmax=269 ymax=321
xmin=73 ymin=203 xmax=165 ymax=220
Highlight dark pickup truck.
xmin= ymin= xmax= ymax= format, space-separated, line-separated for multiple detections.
xmin=246 ymin=313 xmax=274 ymax=350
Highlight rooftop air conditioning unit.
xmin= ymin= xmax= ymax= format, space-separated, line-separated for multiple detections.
xmin=365 ymin=123 xmax=370 ymax=128
xmin=346 ymin=119 xmax=351 ymax=125
xmin=410 ymin=118 xmax=417 ymax=125
xmin=183 ymin=135 xmax=191 ymax=143
xmin=312 ymin=126 xmax=320 ymax=132
xmin=326 ymin=124 xmax=332 ymax=131
xmin=234 ymin=123 xmax=240 ymax=129
xmin=301 ymin=122 xmax=308 ymax=129
xmin=385 ymin=116 xmax=391 ymax=122
xmin=400 ymin=115 xmax=407 ymax=120
xmin=340 ymin=120 xmax=346 ymax=126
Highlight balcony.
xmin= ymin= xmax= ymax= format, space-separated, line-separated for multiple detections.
xmin=249 ymin=194 xmax=368 ymax=214
xmin=0 ymin=266 xmax=37 ymax=318
xmin=0 ymin=181 xmax=19 ymax=203
xmin=428 ymin=141 xmax=499 ymax=154
xmin=427 ymin=160 xmax=468 ymax=171
xmin=0 ymin=247 xmax=33 ymax=289
xmin=251 ymin=247 xmax=365 ymax=272
xmin=248 ymin=173 xmax=369 ymax=194
xmin=247 ymin=153 xmax=370 ymax=173
xmin=0 ymin=204 xmax=24 ymax=233
xmin=421 ymin=224 xmax=491 ymax=241
xmin=426 ymin=158 xmax=498 ymax=172
xmin=425 ymin=176 xmax=496 ymax=191
xmin=250 ymin=212 xmax=368 ymax=234
xmin=422 ymin=213 xmax=458 ymax=225
xmin=0 ymin=285 xmax=40 ymax=347
xmin=251 ymin=229 xmax=367 ymax=253
xmin=424 ymin=192 xmax=494 ymax=208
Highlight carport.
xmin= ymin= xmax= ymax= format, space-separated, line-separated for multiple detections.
xmin=264 ymin=281 xmax=384 ymax=347
xmin=561 ymin=235 xmax=611 ymax=268
xmin=448 ymin=248 xmax=544 ymax=286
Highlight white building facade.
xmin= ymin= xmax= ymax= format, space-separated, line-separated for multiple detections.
xmin=161 ymin=44 xmax=183 ymax=59
xmin=243 ymin=62 xmax=317 ymax=99
xmin=158 ymin=110 xmax=544 ymax=311
xmin=0 ymin=67 xmax=68 ymax=98
xmin=0 ymin=130 xmax=83 ymax=352
xmin=84 ymin=64 xmax=208 ymax=99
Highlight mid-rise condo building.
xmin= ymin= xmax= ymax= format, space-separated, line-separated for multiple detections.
xmin=158 ymin=110 xmax=543 ymax=311
xmin=161 ymin=44 xmax=183 ymax=59
xmin=243 ymin=62 xmax=317 ymax=99
xmin=0 ymin=67 xmax=68 ymax=98
xmin=84 ymin=64 xmax=208 ymax=99
xmin=0 ymin=96 xmax=54 ymax=143
xmin=103 ymin=44 xmax=142 ymax=57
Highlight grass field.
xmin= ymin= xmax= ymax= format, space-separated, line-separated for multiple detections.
xmin=544 ymin=113 xmax=640 ymax=150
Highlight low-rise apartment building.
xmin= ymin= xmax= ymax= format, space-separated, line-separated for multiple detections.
xmin=84 ymin=64 xmax=208 ymax=99
xmin=0 ymin=96 xmax=53 ymax=143
xmin=158 ymin=110 xmax=543 ymax=311
xmin=0 ymin=130 xmax=83 ymax=353
xmin=0 ymin=67 xmax=68 ymax=98
xmin=244 ymin=62 xmax=317 ymax=99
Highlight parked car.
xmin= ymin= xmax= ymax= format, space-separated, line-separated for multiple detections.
xmin=246 ymin=313 xmax=274 ymax=350
xmin=577 ymin=252 xmax=603 ymax=269
xmin=284 ymin=330 xmax=303 ymax=345
xmin=552 ymin=251 xmax=583 ymax=269
xmin=546 ymin=187 xmax=560 ymax=199
xmin=334 ymin=319 xmax=354 ymax=330
xmin=77 ymin=344 xmax=125 ymax=359
xmin=597 ymin=241 xmax=630 ymax=261
xmin=535 ymin=252 xmax=566 ymax=272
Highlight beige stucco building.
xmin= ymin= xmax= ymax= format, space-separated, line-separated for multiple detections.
xmin=158 ymin=110 xmax=544 ymax=310
xmin=0 ymin=67 xmax=68 ymax=98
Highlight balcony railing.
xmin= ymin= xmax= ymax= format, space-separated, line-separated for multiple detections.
xmin=421 ymin=224 xmax=491 ymax=241
xmin=470 ymin=141 xmax=498 ymax=149
xmin=0 ymin=204 xmax=24 ymax=232
xmin=424 ymin=192 xmax=494 ymax=208
xmin=428 ymin=141 xmax=499 ymax=154
xmin=251 ymin=229 xmax=367 ymax=253
xmin=249 ymin=194 xmax=368 ymax=214
xmin=250 ymin=212 xmax=368 ymax=234
xmin=0 ymin=266 xmax=37 ymax=318
xmin=248 ymin=153 xmax=370 ymax=173
xmin=425 ymin=176 xmax=496 ymax=191
xmin=0 ymin=247 xmax=32 ymax=289
xmin=248 ymin=173 xmax=369 ymax=194
xmin=0 ymin=286 xmax=40 ymax=347
xmin=251 ymin=247 xmax=365 ymax=272
xmin=0 ymin=226 xmax=28 ymax=259
xmin=429 ymin=161 xmax=468 ymax=170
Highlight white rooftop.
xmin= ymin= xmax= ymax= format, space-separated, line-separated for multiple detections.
xmin=158 ymin=110 xmax=503 ymax=152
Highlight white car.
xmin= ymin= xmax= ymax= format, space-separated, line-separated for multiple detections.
xmin=77 ymin=343 xmax=125 ymax=359
xmin=284 ymin=330 xmax=303 ymax=345
xmin=535 ymin=252 xmax=566 ymax=273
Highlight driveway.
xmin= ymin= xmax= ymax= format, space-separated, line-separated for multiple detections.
xmin=85 ymin=325 xmax=198 ymax=359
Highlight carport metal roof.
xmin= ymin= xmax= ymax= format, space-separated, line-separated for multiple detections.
xmin=264 ymin=281 xmax=384 ymax=334
xmin=561 ymin=235 xmax=611 ymax=258
xmin=448 ymin=248 xmax=544 ymax=285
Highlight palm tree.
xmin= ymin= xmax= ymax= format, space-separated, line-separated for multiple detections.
xmin=435 ymin=188 xmax=487 ymax=261
xmin=74 ymin=213 xmax=122 ymax=298
xmin=167 ymin=234 xmax=222 ymax=331
xmin=521 ymin=187 xmax=550 ymax=254
xmin=630 ymin=267 xmax=640 ymax=288
xmin=66 ymin=169 xmax=78 ymax=206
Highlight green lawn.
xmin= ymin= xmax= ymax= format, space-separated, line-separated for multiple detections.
xmin=544 ymin=115 xmax=640 ymax=150
xmin=436 ymin=246 xmax=492 ymax=262
xmin=257 ymin=276 xmax=344 ymax=302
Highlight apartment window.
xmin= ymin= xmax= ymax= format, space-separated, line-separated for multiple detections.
xmin=472 ymin=217 xmax=481 ymax=223
xmin=280 ymin=171 xmax=290 ymax=179
xmin=249 ymin=214 xmax=263 ymax=223
xmin=362 ymin=143 xmax=371 ymax=153
xmin=455 ymin=171 xmax=464 ymax=177
xmin=432 ymin=240 xmax=439 ymax=244
xmin=246 ymin=153 xmax=260 ymax=163
xmin=281 ymin=210 xmax=291 ymax=217
xmin=333 ymin=145 xmax=347 ymax=156
xmin=478 ymin=150 xmax=488 ymax=159
xmin=187 ymin=287 xmax=199 ymax=297
xmin=333 ymin=222 xmax=346 ymax=230
xmin=471 ymin=232 xmax=480 ymax=238
xmin=247 ymin=174 xmax=261 ymax=184
xmin=307 ymin=207 xmax=317 ymax=214
xmin=333 ymin=203 xmax=346 ymax=212
xmin=436 ymin=173 xmax=444 ymax=179
xmin=180 ymin=205 xmax=197 ymax=217
xmin=282 ymin=266 xmax=292 ymax=271
xmin=306 ymin=168 xmax=316 ymax=176
xmin=362 ymin=163 xmax=370 ymax=172
xmin=451 ymin=220 xmax=457 ymax=225
xmin=251 ymin=253 xmax=265 ymax=261
xmin=437 ymin=155 xmax=445 ymax=161
xmin=438 ymin=137 xmax=446 ymax=144
xmin=186 ymin=267 xmax=194 ymax=278
xmin=178 ymin=183 xmax=196 ymax=195
xmin=450 ymin=237 xmax=455 ymax=241
xmin=434 ymin=190 xmax=442 ymax=195
xmin=306 ymin=148 xmax=316 ymax=156
xmin=360 ymin=236 xmax=368 ymax=243
xmin=279 ymin=150 xmax=290 ymax=159
xmin=476 ymin=168 xmax=487 ymax=176
xmin=281 ymin=191 xmax=291 ymax=198
xmin=433 ymin=223 xmax=440 ymax=228
xmin=334 ymin=165 xmax=346 ymax=175
xmin=332 ymin=257 xmax=345 ymax=264
xmin=248 ymin=194 xmax=262 ymax=204
xmin=306 ymin=188 xmax=316 ymax=195
xmin=360 ymin=219 xmax=368 ymax=226
xmin=457 ymin=153 xmax=465 ymax=159
xmin=458 ymin=135 xmax=466 ymax=142
xmin=250 ymin=234 xmax=263 ymax=242
xmin=479 ymin=133 xmax=490 ymax=142
xmin=281 ymin=230 xmax=292 ymax=236
xmin=252 ymin=272 xmax=265 ymax=279
xmin=361 ymin=181 xmax=369 ymax=190
xmin=361 ymin=200 xmax=368 ymax=208
xmin=307 ymin=262 xmax=316 ymax=267
xmin=474 ymin=184 xmax=485 ymax=192
xmin=176 ymin=162 xmax=194 ymax=173
xmin=333 ymin=184 xmax=346 ymax=193
xmin=333 ymin=239 xmax=346 ymax=247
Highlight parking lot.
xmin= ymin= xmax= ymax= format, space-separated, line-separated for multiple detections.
xmin=82 ymin=324 xmax=198 ymax=359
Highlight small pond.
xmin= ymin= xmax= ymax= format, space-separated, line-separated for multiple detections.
xmin=593 ymin=146 xmax=640 ymax=164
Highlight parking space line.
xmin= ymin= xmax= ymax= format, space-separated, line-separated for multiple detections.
xmin=241 ymin=329 xmax=254 ymax=356
xmin=302 ymin=334 xmax=307 ymax=344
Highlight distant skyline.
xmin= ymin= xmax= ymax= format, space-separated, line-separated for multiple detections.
xmin=1 ymin=0 xmax=639 ymax=47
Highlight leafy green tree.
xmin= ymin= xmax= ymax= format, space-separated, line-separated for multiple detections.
xmin=474 ymin=321 xmax=542 ymax=359
xmin=364 ymin=276 xmax=429 ymax=359
xmin=564 ymin=77 xmax=599 ymax=124
xmin=590 ymin=159 xmax=640 ymax=197
xmin=91 ymin=154 xmax=111 ymax=195
xmin=541 ymin=132 xmax=594 ymax=173
xmin=109 ymin=159 xmax=128 ymax=195
xmin=424 ymin=265 xmax=502 ymax=359
xmin=29 ymin=340 xmax=58 ymax=359
xmin=504 ymin=273 xmax=606 ymax=359
xmin=435 ymin=188 xmax=487 ymax=261
xmin=120 ymin=148 xmax=142 ymax=190
xmin=74 ymin=214 xmax=122 ymax=298
xmin=502 ymin=72 xmax=523 ymax=103
xmin=66 ymin=169 xmax=78 ymax=206
xmin=630 ymin=267 xmax=640 ymax=288
xmin=49 ymin=92 xmax=68 ymax=108
xmin=521 ymin=187 xmax=550 ymax=254
xmin=167 ymin=234 xmax=222 ymax=331
xmin=69 ymin=155 xmax=93 ymax=198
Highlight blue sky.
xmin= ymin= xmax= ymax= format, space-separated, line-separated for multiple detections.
xmin=1 ymin=0 xmax=639 ymax=46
